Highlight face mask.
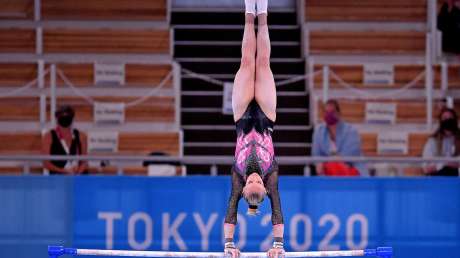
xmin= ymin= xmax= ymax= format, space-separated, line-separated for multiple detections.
xmin=57 ymin=115 xmax=73 ymax=128
xmin=440 ymin=118 xmax=458 ymax=132
xmin=324 ymin=112 xmax=339 ymax=126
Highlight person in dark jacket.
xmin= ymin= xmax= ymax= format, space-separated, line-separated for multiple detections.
xmin=42 ymin=105 xmax=88 ymax=175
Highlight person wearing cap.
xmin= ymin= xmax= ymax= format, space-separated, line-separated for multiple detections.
xmin=42 ymin=105 xmax=88 ymax=175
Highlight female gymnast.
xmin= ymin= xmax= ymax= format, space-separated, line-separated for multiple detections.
xmin=223 ymin=1 xmax=284 ymax=258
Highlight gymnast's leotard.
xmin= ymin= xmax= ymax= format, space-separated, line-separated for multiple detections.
xmin=224 ymin=100 xmax=283 ymax=225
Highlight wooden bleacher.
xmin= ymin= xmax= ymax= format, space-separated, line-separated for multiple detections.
xmin=0 ymin=1 xmax=178 ymax=176
xmin=54 ymin=63 xmax=173 ymax=87
xmin=0 ymin=29 xmax=35 ymax=53
xmin=0 ymin=131 xmax=180 ymax=155
xmin=0 ymin=131 xmax=180 ymax=175
xmin=0 ymin=63 xmax=173 ymax=87
xmin=0 ymin=97 xmax=41 ymax=121
xmin=309 ymin=31 xmax=426 ymax=55
xmin=313 ymin=64 xmax=460 ymax=89
xmin=305 ymin=0 xmax=427 ymax=22
xmin=361 ymin=132 xmax=430 ymax=157
xmin=41 ymin=0 xmax=167 ymax=21
xmin=56 ymin=96 xmax=175 ymax=123
xmin=447 ymin=64 xmax=460 ymax=88
xmin=314 ymin=64 xmax=428 ymax=89
xmin=0 ymin=63 xmax=37 ymax=86
xmin=43 ymin=29 xmax=170 ymax=54
xmin=0 ymin=0 xmax=33 ymax=20
xmin=317 ymin=100 xmax=460 ymax=124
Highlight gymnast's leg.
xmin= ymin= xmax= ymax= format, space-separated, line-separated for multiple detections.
xmin=254 ymin=10 xmax=277 ymax=122
xmin=232 ymin=4 xmax=256 ymax=122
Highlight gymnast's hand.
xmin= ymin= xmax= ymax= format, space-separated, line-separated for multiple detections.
xmin=224 ymin=242 xmax=240 ymax=258
xmin=267 ymin=242 xmax=285 ymax=258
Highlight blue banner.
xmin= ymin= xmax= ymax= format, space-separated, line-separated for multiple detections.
xmin=0 ymin=176 xmax=459 ymax=258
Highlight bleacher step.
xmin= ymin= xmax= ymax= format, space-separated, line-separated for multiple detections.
xmin=175 ymin=42 xmax=300 ymax=58
xmin=182 ymin=95 xmax=308 ymax=109
xmin=171 ymin=11 xmax=297 ymax=26
xmin=179 ymin=59 xmax=305 ymax=74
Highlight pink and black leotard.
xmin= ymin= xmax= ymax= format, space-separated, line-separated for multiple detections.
xmin=224 ymin=100 xmax=283 ymax=226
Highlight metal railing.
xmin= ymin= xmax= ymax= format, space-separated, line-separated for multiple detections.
xmin=1 ymin=154 xmax=459 ymax=176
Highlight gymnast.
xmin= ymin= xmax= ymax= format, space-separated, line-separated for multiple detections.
xmin=223 ymin=1 xmax=284 ymax=258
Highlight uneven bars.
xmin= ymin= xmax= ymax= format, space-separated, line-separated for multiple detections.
xmin=48 ymin=246 xmax=393 ymax=258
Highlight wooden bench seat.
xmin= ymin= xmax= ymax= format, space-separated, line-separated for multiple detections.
xmin=0 ymin=63 xmax=37 ymax=86
xmin=309 ymin=31 xmax=425 ymax=55
xmin=44 ymin=28 xmax=170 ymax=54
xmin=0 ymin=29 xmax=35 ymax=53
xmin=0 ymin=131 xmax=180 ymax=155
xmin=0 ymin=97 xmax=41 ymax=121
xmin=56 ymin=96 xmax=175 ymax=123
xmin=42 ymin=0 xmax=167 ymax=21
xmin=313 ymin=64 xmax=438 ymax=89
xmin=0 ymin=63 xmax=173 ymax=87
xmin=305 ymin=0 xmax=427 ymax=22
xmin=0 ymin=0 xmax=33 ymax=20
xmin=317 ymin=100 xmax=460 ymax=124
xmin=361 ymin=132 xmax=430 ymax=156
xmin=446 ymin=64 xmax=460 ymax=88
xmin=54 ymin=63 xmax=173 ymax=87
xmin=0 ymin=130 xmax=180 ymax=175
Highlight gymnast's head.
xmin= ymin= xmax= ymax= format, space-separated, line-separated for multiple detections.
xmin=242 ymin=172 xmax=266 ymax=215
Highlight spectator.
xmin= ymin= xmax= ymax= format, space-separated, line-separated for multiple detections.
xmin=423 ymin=107 xmax=460 ymax=176
xmin=438 ymin=0 xmax=460 ymax=54
xmin=42 ymin=105 xmax=88 ymax=175
xmin=312 ymin=99 xmax=367 ymax=176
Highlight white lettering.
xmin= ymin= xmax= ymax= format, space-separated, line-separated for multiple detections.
xmin=128 ymin=212 xmax=153 ymax=250
xmin=235 ymin=214 xmax=247 ymax=249
xmin=260 ymin=214 xmax=272 ymax=251
xmin=193 ymin=213 xmax=218 ymax=251
xmin=346 ymin=214 xmax=368 ymax=249
xmin=289 ymin=214 xmax=312 ymax=251
xmin=98 ymin=212 xmax=122 ymax=249
xmin=162 ymin=213 xmax=187 ymax=251
xmin=318 ymin=214 xmax=340 ymax=251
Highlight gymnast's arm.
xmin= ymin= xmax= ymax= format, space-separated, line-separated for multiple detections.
xmin=224 ymin=171 xmax=244 ymax=242
xmin=223 ymin=171 xmax=244 ymax=258
xmin=265 ymin=170 xmax=285 ymax=244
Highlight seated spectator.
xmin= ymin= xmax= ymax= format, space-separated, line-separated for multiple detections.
xmin=423 ymin=107 xmax=460 ymax=176
xmin=42 ymin=105 xmax=88 ymax=175
xmin=438 ymin=0 xmax=460 ymax=54
xmin=312 ymin=99 xmax=367 ymax=176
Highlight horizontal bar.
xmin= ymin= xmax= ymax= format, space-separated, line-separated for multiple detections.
xmin=77 ymin=249 xmax=364 ymax=258
xmin=2 ymin=155 xmax=460 ymax=165
xmin=49 ymin=246 xmax=392 ymax=258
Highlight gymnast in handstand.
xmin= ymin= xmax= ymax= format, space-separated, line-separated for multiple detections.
xmin=223 ymin=1 xmax=284 ymax=258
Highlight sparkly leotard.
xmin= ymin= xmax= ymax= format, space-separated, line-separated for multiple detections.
xmin=224 ymin=100 xmax=283 ymax=226
xmin=234 ymin=100 xmax=276 ymax=177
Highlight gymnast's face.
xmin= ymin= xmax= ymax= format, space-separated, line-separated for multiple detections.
xmin=243 ymin=173 xmax=266 ymax=205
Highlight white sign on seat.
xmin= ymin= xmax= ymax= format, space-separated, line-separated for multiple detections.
xmin=363 ymin=63 xmax=394 ymax=85
xmin=94 ymin=102 xmax=125 ymax=124
xmin=378 ymin=132 xmax=408 ymax=155
xmin=365 ymin=102 xmax=396 ymax=124
xmin=94 ymin=63 xmax=125 ymax=86
xmin=88 ymin=132 xmax=119 ymax=153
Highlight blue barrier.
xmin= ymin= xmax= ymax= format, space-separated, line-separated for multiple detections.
xmin=0 ymin=176 xmax=459 ymax=258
